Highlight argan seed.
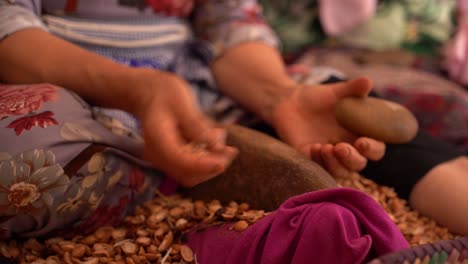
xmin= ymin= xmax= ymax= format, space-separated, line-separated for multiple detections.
xmin=175 ymin=218 xmax=189 ymax=230
xmin=120 ymin=242 xmax=137 ymax=255
xmin=180 ymin=245 xmax=194 ymax=262
xmin=6 ymin=179 xmax=456 ymax=264
xmin=158 ymin=231 xmax=173 ymax=252
xmin=233 ymin=220 xmax=249 ymax=232
xmin=135 ymin=237 xmax=151 ymax=247
xmin=71 ymin=244 xmax=86 ymax=258
xmin=169 ymin=207 xmax=184 ymax=218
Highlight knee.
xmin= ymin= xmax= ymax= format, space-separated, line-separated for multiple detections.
xmin=409 ymin=156 xmax=468 ymax=201
xmin=409 ymin=156 xmax=468 ymax=234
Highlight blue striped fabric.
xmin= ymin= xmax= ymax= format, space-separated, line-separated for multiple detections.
xmin=45 ymin=15 xmax=256 ymax=129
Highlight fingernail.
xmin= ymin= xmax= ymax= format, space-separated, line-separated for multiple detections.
xmin=228 ymin=148 xmax=239 ymax=159
xmin=338 ymin=147 xmax=350 ymax=157
xmin=210 ymin=164 xmax=223 ymax=175
xmin=216 ymin=130 xmax=227 ymax=143
xmin=207 ymin=130 xmax=227 ymax=150
xmin=359 ymin=141 xmax=369 ymax=151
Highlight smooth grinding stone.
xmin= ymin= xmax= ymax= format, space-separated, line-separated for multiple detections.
xmin=336 ymin=97 xmax=419 ymax=144
xmin=184 ymin=124 xmax=336 ymax=212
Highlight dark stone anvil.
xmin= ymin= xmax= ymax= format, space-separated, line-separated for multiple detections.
xmin=184 ymin=125 xmax=336 ymax=211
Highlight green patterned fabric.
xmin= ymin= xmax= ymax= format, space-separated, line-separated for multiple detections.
xmin=339 ymin=0 xmax=456 ymax=54
xmin=260 ymin=0 xmax=457 ymax=55
xmin=260 ymin=1 xmax=325 ymax=53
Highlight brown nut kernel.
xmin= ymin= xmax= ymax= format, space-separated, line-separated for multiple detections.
xmin=144 ymin=253 xmax=161 ymax=261
xmin=135 ymin=237 xmax=151 ymax=247
xmin=175 ymin=218 xmax=189 ymax=230
xmin=169 ymin=207 xmax=184 ymax=218
xmin=158 ymin=231 xmax=173 ymax=252
xmin=180 ymin=245 xmax=194 ymax=263
xmin=233 ymin=220 xmax=249 ymax=232
xmin=71 ymin=244 xmax=87 ymax=258
xmin=111 ymin=229 xmax=127 ymax=241
xmin=120 ymin=242 xmax=138 ymax=255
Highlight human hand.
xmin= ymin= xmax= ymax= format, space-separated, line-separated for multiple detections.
xmin=271 ymin=77 xmax=385 ymax=178
xmin=134 ymin=70 xmax=238 ymax=187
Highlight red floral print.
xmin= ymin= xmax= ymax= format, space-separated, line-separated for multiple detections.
xmin=57 ymin=196 xmax=130 ymax=238
xmin=64 ymin=0 xmax=78 ymax=13
xmin=287 ymin=64 xmax=311 ymax=75
xmin=7 ymin=111 xmax=58 ymax=135
xmin=0 ymin=228 xmax=8 ymax=240
xmin=146 ymin=0 xmax=194 ymax=17
xmin=129 ymin=167 xmax=146 ymax=193
xmin=0 ymin=84 xmax=58 ymax=119
xmin=237 ymin=4 xmax=266 ymax=25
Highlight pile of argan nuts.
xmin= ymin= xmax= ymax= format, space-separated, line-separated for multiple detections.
xmin=1 ymin=175 xmax=458 ymax=264
xmin=0 ymin=191 xmax=267 ymax=264
xmin=336 ymin=173 xmax=457 ymax=245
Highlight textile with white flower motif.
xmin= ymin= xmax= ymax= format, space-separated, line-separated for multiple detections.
xmin=0 ymin=84 xmax=160 ymax=239
xmin=0 ymin=0 xmax=278 ymax=58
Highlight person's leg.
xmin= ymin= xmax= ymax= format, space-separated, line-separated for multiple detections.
xmin=0 ymin=83 xmax=161 ymax=239
xmin=409 ymin=156 xmax=468 ymax=235
xmin=362 ymin=130 xmax=467 ymax=235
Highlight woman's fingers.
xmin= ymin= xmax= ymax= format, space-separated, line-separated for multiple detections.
xmin=354 ymin=137 xmax=386 ymax=161
xmin=320 ymin=144 xmax=351 ymax=178
xmin=330 ymin=77 xmax=373 ymax=99
xmin=172 ymin=86 xmax=233 ymax=153
xmin=305 ymin=143 xmax=366 ymax=178
xmin=138 ymin=74 xmax=238 ymax=187
xmin=301 ymin=143 xmax=326 ymax=169
xmin=308 ymin=143 xmax=325 ymax=167
xmin=179 ymin=112 xmax=228 ymax=152
xmin=333 ymin=143 xmax=367 ymax=172
xmin=143 ymin=112 xmax=237 ymax=187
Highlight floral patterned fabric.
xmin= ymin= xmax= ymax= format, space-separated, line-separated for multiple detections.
xmin=0 ymin=1 xmax=280 ymax=239
xmin=0 ymin=0 xmax=283 ymax=239
xmin=260 ymin=0 xmax=457 ymax=55
xmin=0 ymin=84 xmax=161 ymax=239
xmin=0 ymin=0 xmax=278 ymax=58
xmin=0 ymin=0 xmax=465 ymax=245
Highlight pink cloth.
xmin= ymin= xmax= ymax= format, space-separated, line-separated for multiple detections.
xmin=187 ymin=188 xmax=409 ymax=264
xmin=318 ymin=0 xmax=377 ymax=36
xmin=443 ymin=0 xmax=468 ymax=86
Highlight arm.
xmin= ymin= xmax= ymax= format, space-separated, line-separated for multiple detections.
xmin=210 ymin=42 xmax=294 ymax=124
xmin=0 ymin=28 xmax=149 ymax=115
xmin=193 ymin=0 xmax=385 ymax=177
xmin=0 ymin=3 xmax=237 ymax=187
xmin=0 ymin=1 xmax=144 ymax=114
xmin=192 ymin=0 xmax=291 ymax=123
xmin=212 ymin=42 xmax=385 ymax=177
